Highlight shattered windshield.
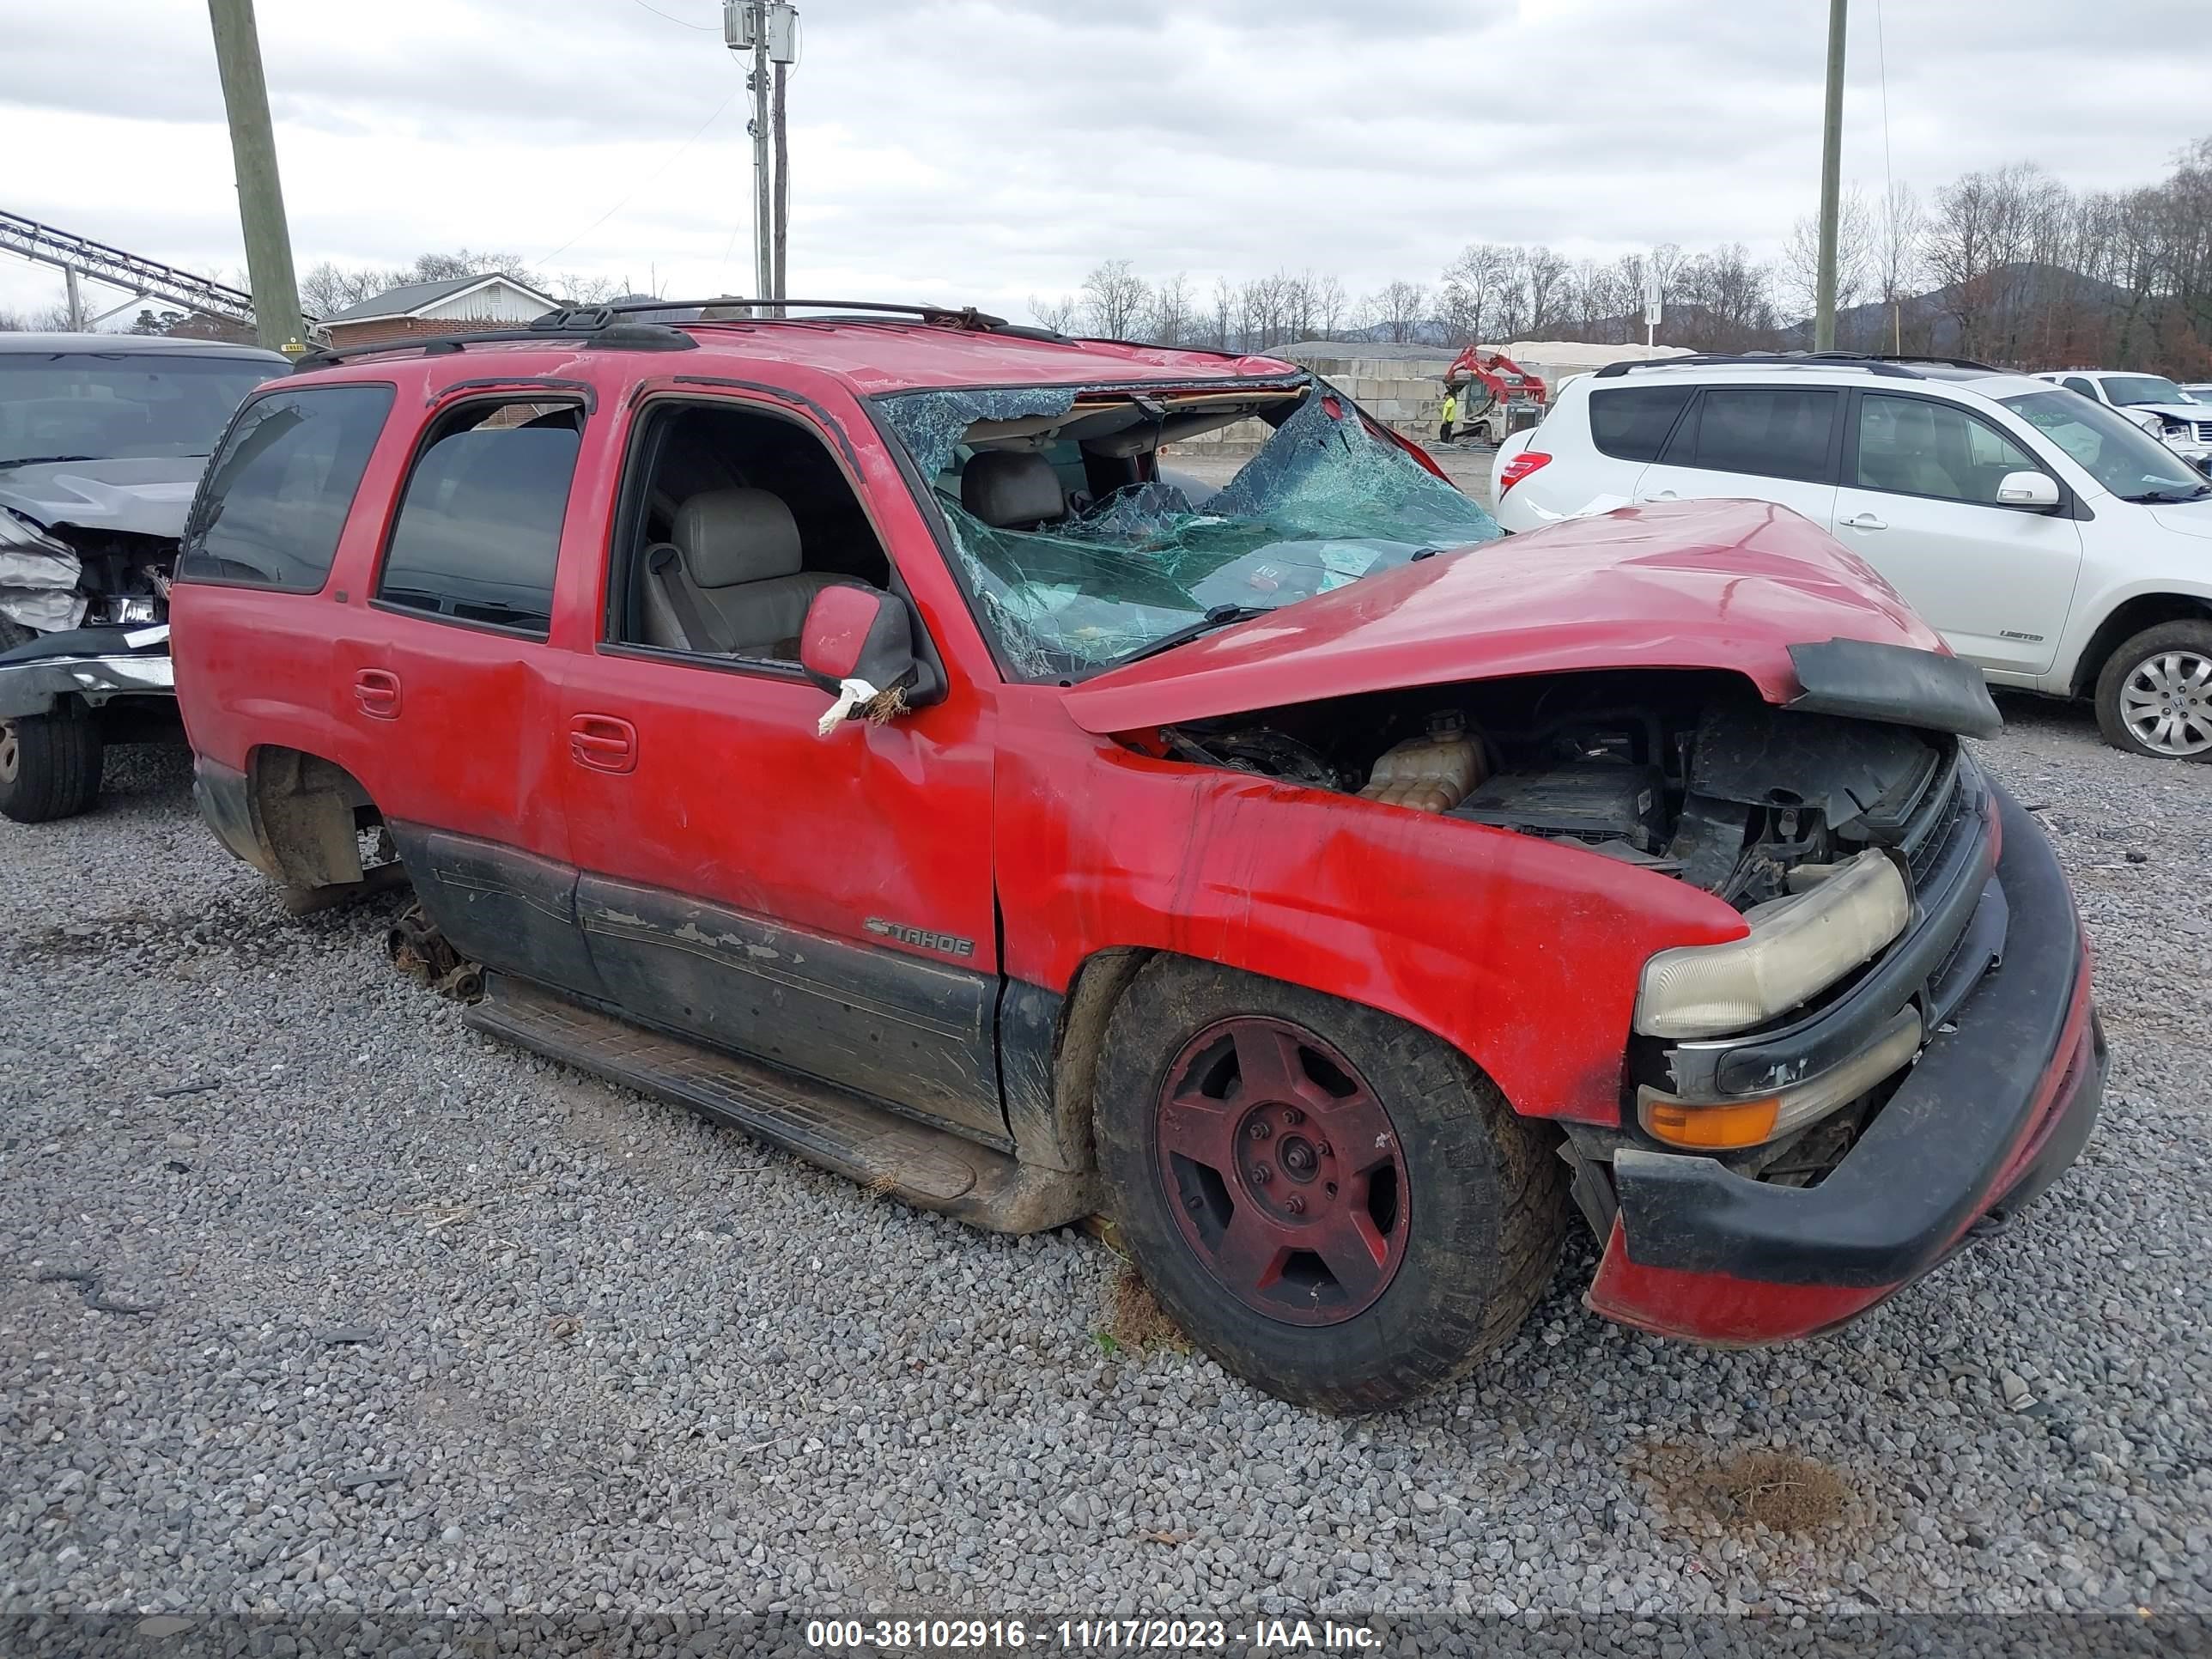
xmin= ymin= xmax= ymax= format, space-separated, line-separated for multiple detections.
xmin=878 ymin=384 xmax=1501 ymax=679
xmin=0 ymin=353 xmax=278 ymax=467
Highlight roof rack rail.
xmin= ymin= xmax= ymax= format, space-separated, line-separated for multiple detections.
xmin=585 ymin=296 xmax=1012 ymax=330
xmin=1593 ymin=352 xmax=1926 ymax=380
xmin=292 ymin=319 xmax=698 ymax=371
xmin=291 ymin=297 xmax=1030 ymax=372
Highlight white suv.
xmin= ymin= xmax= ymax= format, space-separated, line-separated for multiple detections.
xmin=2030 ymin=369 xmax=2212 ymax=471
xmin=1492 ymin=354 xmax=2212 ymax=759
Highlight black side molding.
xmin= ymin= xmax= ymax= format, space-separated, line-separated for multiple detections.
xmin=1787 ymin=637 xmax=2003 ymax=739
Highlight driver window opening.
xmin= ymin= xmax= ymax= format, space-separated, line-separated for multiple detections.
xmin=610 ymin=402 xmax=890 ymax=663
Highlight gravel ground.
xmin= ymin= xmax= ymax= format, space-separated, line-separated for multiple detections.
xmin=2 ymin=700 xmax=2208 ymax=1644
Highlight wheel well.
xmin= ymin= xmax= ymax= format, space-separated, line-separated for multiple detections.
xmin=1036 ymin=947 xmax=1152 ymax=1172
xmin=246 ymin=745 xmax=380 ymax=890
xmin=2072 ymin=594 xmax=2212 ymax=698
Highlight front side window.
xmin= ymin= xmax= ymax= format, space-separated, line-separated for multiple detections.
xmin=179 ymin=384 xmax=394 ymax=591
xmin=875 ymin=384 xmax=1500 ymax=681
xmin=2061 ymin=376 xmax=2099 ymax=399
xmin=2098 ymin=374 xmax=2196 ymax=407
xmin=374 ymin=401 xmax=583 ymax=635
xmin=1682 ymin=387 xmax=1838 ymax=483
xmin=1588 ymin=386 xmax=1692 ymax=462
xmin=1853 ymin=394 xmax=2044 ymax=506
xmin=0 ymin=350 xmax=276 ymax=468
xmin=2002 ymin=389 xmax=2210 ymax=502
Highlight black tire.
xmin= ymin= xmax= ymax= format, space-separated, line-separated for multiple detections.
xmin=0 ymin=702 xmax=106 ymax=823
xmin=2093 ymin=619 xmax=2212 ymax=761
xmin=1094 ymin=957 xmax=1571 ymax=1413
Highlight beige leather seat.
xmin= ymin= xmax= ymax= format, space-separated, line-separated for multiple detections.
xmin=641 ymin=487 xmax=861 ymax=658
xmin=1859 ymin=404 xmax=1965 ymax=499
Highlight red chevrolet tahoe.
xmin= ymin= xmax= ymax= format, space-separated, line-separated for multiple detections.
xmin=170 ymin=301 xmax=2103 ymax=1412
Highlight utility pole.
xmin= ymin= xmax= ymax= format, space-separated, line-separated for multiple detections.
xmin=750 ymin=11 xmax=772 ymax=306
xmin=1814 ymin=0 xmax=1847 ymax=352
xmin=724 ymin=1 xmax=798 ymax=310
xmin=772 ymin=59 xmax=789 ymax=313
xmin=64 ymin=268 xmax=85 ymax=332
xmin=206 ymin=0 xmax=306 ymax=353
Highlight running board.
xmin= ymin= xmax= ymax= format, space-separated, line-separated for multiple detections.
xmin=465 ymin=974 xmax=1092 ymax=1234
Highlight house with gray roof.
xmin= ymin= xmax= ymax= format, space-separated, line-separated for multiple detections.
xmin=318 ymin=273 xmax=558 ymax=349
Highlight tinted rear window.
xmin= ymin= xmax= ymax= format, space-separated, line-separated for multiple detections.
xmin=1682 ymin=387 xmax=1838 ymax=483
xmin=374 ymin=411 xmax=581 ymax=636
xmin=178 ymin=385 xmax=393 ymax=591
xmin=1588 ymin=386 xmax=1692 ymax=462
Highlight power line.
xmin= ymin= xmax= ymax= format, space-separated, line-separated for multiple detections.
xmin=537 ymin=77 xmax=738 ymax=266
xmin=1874 ymin=0 xmax=1895 ymax=204
xmin=628 ymin=0 xmax=715 ymax=30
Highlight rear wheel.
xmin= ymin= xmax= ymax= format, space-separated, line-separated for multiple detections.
xmin=1094 ymin=957 xmax=1570 ymax=1413
xmin=2094 ymin=620 xmax=2212 ymax=760
xmin=0 ymin=701 xmax=106 ymax=823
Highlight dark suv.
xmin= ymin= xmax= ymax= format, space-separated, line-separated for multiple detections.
xmin=0 ymin=331 xmax=285 ymax=820
xmin=172 ymin=302 xmax=2101 ymax=1412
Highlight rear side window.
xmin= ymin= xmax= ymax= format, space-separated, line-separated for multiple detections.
xmin=374 ymin=401 xmax=583 ymax=636
xmin=179 ymin=385 xmax=392 ymax=590
xmin=1679 ymin=387 xmax=1838 ymax=483
xmin=1588 ymin=386 xmax=1692 ymax=462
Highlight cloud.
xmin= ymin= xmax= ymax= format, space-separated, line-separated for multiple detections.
xmin=4 ymin=0 xmax=2209 ymax=322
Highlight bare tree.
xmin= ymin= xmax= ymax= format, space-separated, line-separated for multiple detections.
xmin=1029 ymin=293 xmax=1083 ymax=334
xmin=1779 ymin=185 xmax=1874 ymax=322
xmin=1211 ymin=276 xmax=1236 ymax=350
xmin=1080 ymin=258 xmax=1151 ymax=339
xmin=1439 ymin=243 xmax=1510 ymax=345
xmin=0 ymin=301 xmax=78 ymax=332
xmin=1522 ymin=246 xmax=1571 ymax=336
xmin=1364 ymin=280 xmax=1428 ymax=343
xmin=1310 ymin=272 xmax=1348 ymax=339
xmin=1146 ymin=271 xmax=1194 ymax=346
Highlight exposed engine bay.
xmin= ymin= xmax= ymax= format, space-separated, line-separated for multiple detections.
xmin=0 ymin=518 xmax=174 ymax=637
xmin=1147 ymin=667 xmax=1958 ymax=915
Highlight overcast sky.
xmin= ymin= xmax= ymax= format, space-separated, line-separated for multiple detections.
xmin=5 ymin=0 xmax=2210 ymax=325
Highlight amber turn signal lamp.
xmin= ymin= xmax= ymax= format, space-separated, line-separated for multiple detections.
xmin=1641 ymin=1094 xmax=1781 ymax=1150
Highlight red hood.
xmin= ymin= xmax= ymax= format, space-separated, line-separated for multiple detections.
xmin=1060 ymin=498 xmax=1945 ymax=734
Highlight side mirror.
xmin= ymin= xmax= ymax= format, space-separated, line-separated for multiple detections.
xmin=1996 ymin=470 xmax=2060 ymax=509
xmin=799 ymin=586 xmax=925 ymax=736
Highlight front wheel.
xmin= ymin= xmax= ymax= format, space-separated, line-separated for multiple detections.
xmin=0 ymin=702 xmax=106 ymax=823
xmin=2094 ymin=620 xmax=2212 ymax=760
xmin=1094 ymin=957 xmax=1571 ymax=1413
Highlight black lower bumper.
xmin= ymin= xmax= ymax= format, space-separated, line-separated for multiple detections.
xmin=1607 ymin=778 xmax=2103 ymax=1290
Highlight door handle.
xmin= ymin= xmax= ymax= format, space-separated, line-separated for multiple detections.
xmin=1638 ymin=489 xmax=1680 ymax=502
xmin=1839 ymin=513 xmax=1887 ymax=532
xmin=353 ymin=668 xmax=402 ymax=720
xmin=569 ymin=714 xmax=638 ymax=775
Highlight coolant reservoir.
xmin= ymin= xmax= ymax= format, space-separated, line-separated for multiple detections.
xmin=1358 ymin=711 xmax=1486 ymax=814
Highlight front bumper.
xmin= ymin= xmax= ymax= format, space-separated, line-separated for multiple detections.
xmin=1587 ymin=779 xmax=2104 ymax=1344
xmin=0 ymin=625 xmax=174 ymax=720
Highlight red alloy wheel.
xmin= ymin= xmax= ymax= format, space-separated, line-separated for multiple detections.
xmin=1152 ymin=1015 xmax=1412 ymax=1326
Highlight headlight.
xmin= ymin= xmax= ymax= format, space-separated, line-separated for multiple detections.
xmin=1634 ymin=850 xmax=1911 ymax=1039
xmin=2162 ymin=418 xmax=2191 ymax=437
xmin=1638 ymin=1007 xmax=1923 ymax=1150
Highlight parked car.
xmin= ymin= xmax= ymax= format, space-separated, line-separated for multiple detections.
xmin=0 ymin=331 xmax=288 ymax=821
xmin=173 ymin=305 xmax=2100 ymax=1412
xmin=1492 ymin=353 xmax=2212 ymax=759
xmin=2031 ymin=368 xmax=2212 ymax=472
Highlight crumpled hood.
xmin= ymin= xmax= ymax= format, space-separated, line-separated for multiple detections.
xmin=0 ymin=456 xmax=207 ymax=540
xmin=2129 ymin=403 xmax=2210 ymax=426
xmin=1060 ymin=498 xmax=1948 ymax=734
